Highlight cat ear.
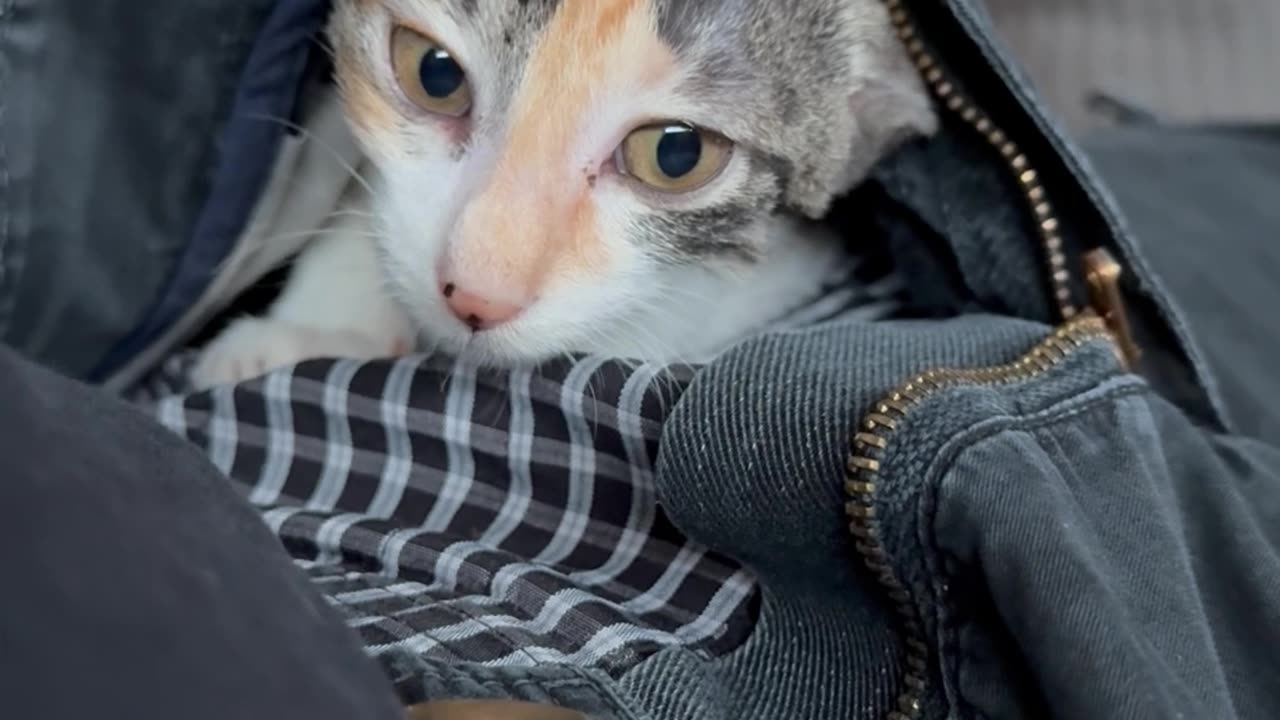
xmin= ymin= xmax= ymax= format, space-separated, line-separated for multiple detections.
xmin=835 ymin=50 xmax=939 ymax=194
xmin=785 ymin=27 xmax=938 ymax=218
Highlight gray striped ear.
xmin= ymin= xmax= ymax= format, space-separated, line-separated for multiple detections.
xmin=785 ymin=23 xmax=938 ymax=218
xmin=835 ymin=59 xmax=938 ymax=195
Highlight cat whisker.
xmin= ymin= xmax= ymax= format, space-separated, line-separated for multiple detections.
xmin=326 ymin=207 xmax=379 ymax=222
xmin=625 ymin=324 xmax=688 ymax=369
xmin=257 ymin=227 xmax=387 ymax=246
xmin=244 ymin=111 xmax=377 ymax=196
xmin=574 ymin=321 xmax=689 ymax=417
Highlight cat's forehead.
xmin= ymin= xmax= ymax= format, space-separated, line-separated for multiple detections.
xmin=424 ymin=0 xmax=857 ymax=91
xmin=440 ymin=0 xmax=847 ymax=35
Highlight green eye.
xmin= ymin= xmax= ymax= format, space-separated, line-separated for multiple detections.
xmin=391 ymin=26 xmax=472 ymax=117
xmin=616 ymin=123 xmax=733 ymax=193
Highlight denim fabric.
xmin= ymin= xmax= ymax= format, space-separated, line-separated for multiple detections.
xmin=649 ymin=294 xmax=1280 ymax=719
xmin=930 ymin=391 xmax=1280 ymax=718
xmin=1079 ymin=124 xmax=1280 ymax=445
xmin=0 ymin=0 xmax=274 ymax=378
xmin=382 ymin=658 xmax=643 ymax=720
xmin=639 ymin=316 xmax=1064 ymax=720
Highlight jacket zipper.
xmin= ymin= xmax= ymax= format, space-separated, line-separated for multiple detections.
xmin=844 ymin=314 xmax=1113 ymax=719
xmin=847 ymin=2 xmax=1138 ymax=718
xmin=885 ymin=0 xmax=1079 ymax=322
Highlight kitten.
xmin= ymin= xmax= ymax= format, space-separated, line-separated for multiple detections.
xmin=191 ymin=0 xmax=935 ymax=389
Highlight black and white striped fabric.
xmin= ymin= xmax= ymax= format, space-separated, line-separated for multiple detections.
xmin=143 ymin=252 xmax=904 ymax=681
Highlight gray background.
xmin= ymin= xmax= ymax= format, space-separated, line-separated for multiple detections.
xmin=987 ymin=0 xmax=1280 ymax=130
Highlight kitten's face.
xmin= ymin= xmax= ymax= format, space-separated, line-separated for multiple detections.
xmin=330 ymin=0 xmax=932 ymax=365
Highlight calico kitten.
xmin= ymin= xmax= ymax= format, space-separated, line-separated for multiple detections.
xmin=191 ymin=0 xmax=935 ymax=388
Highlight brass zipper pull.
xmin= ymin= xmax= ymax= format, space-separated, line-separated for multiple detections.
xmin=1083 ymin=248 xmax=1141 ymax=370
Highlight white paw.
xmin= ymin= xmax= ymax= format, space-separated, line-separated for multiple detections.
xmin=190 ymin=317 xmax=409 ymax=390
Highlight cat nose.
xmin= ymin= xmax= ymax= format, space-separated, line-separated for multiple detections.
xmin=440 ymin=281 xmax=524 ymax=330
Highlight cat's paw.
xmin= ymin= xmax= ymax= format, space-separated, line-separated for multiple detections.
xmin=190 ymin=317 xmax=409 ymax=390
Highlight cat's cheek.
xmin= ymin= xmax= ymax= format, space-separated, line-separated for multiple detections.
xmin=377 ymin=160 xmax=468 ymax=244
xmin=584 ymin=187 xmax=644 ymax=256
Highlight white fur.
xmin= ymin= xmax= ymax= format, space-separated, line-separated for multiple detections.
xmin=190 ymin=208 xmax=412 ymax=389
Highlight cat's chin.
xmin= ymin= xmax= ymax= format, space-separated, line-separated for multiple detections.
xmin=419 ymin=325 xmax=717 ymax=371
xmin=408 ymin=312 xmax=679 ymax=369
xmin=407 ymin=317 xmax=570 ymax=369
xmin=438 ymin=336 xmax=561 ymax=369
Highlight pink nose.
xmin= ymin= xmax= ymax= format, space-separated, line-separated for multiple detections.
xmin=441 ymin=282 xmax=523 ymax=330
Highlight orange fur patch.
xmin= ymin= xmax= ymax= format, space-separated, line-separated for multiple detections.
xmin=452 ymin=0 xmax=677 ymax=298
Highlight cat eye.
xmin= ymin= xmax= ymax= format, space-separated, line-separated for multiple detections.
xmin=390 ymin=26 xmax=472 ymax=117
xmin=616 ymin=123 xmax=733 ymax=193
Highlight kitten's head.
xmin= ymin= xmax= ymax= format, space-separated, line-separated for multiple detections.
xmin=330 ymin=0 xmax=935 ymax=365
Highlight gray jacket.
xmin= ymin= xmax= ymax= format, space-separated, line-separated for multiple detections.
xmin=2 ymin=0 xmax=1278 ymax=718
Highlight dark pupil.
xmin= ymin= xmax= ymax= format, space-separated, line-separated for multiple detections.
xmin=418 ymin=49 xmax=464 ymax=98
xmin=656 ymin=126 xmax=703 ymax=178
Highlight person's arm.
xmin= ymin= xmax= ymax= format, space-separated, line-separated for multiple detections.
xmin=0 ymin=345 xmax=405 ymax=720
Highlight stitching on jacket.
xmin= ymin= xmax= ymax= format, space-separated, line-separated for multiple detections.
xmin=918 ymin=382 xmax=1149 ymax=718
xmin=403 ymin=666 xmax=642 ymax=718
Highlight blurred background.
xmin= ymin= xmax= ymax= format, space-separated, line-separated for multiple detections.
xmin=986 ymin=0 xmax=1280 ymax=130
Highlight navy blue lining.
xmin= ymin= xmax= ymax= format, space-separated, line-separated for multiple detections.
xmin=89 ymin=0 xmax=333 ymax=382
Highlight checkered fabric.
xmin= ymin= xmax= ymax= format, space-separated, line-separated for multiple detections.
xmin=142 ymin=253 xmax=904 ymax=681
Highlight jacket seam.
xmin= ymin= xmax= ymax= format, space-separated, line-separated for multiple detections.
xmin=405 ymin=666 xmax=645 ymax=719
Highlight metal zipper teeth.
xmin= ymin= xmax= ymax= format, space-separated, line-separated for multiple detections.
xmin=883 ymin=0 xmax=1078 ymax=322
xmin=849 ymin=4 xmax=1107 ymax=718
xmin=845 ymin=315 xmax=1111 ymax=720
